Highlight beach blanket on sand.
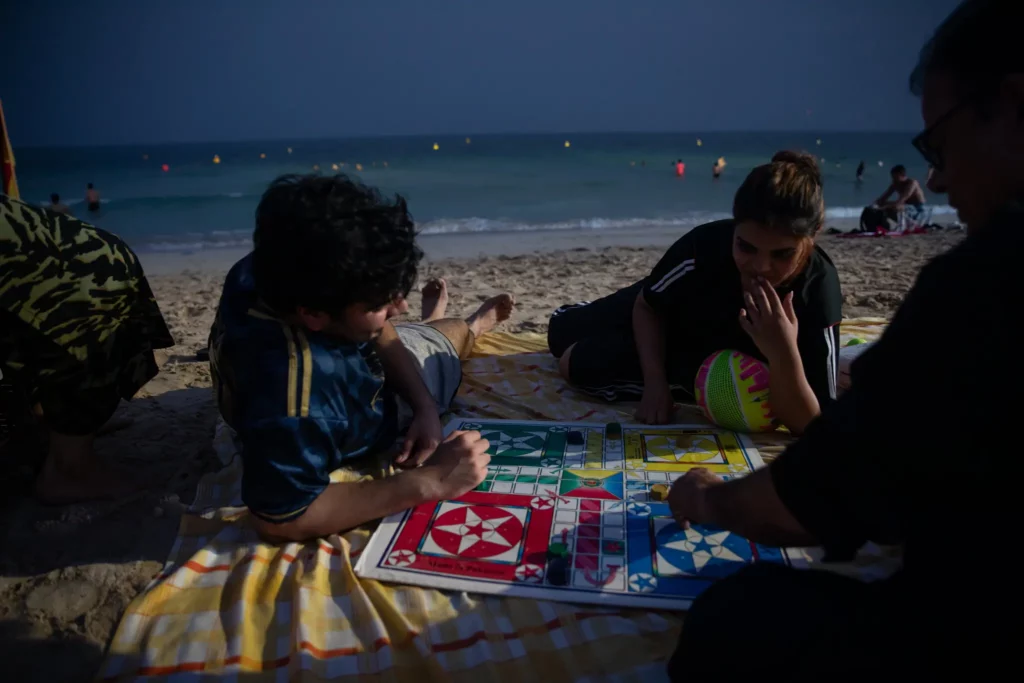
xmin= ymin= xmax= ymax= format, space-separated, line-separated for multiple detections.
xmin=99 ymin=320 xmax=891 ymax=682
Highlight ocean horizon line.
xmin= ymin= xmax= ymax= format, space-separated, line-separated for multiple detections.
xmin=16 ymin=129 xmax=922 ymax=151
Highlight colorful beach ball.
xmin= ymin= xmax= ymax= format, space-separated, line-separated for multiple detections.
xmin=694 ymin=350 xmax=776 ymax=432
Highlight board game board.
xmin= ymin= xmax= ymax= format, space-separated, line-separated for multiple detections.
xmin=355 ymin=419 xmax=806 ymax=610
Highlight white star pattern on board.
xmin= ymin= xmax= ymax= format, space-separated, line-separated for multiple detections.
xmin=514 ymin=564 xmax=544 ymax=582
xmin=386 ymin=550 xmax=416 ymax=567
xmin=629 ymin=573 xmax=657 ymax=592
xmin=489 ymin=431 xmax=547 ymax=456
xmin=432 ymin=508 xmax=517 ymax=554
xmin=662 ymin=528 xmax=745 ymax=571
xmin=627 ymin=502 xmax=651 ymax=516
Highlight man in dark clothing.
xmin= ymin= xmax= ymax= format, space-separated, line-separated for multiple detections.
xmin=667 ymin=0 xmax=1024 ymax=678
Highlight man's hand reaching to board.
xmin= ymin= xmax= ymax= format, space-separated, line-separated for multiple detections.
xmin=418 ymin=430 xmax=492 ymax=499
xmin=395 ymin=410 xmax=444 ymax=467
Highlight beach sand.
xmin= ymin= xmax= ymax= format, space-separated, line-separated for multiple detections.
xmin=0 ymin=229 xmax=963 ymax=681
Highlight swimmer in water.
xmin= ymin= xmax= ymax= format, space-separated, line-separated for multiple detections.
xmin=85 ymin=183 xmax=100 ymax=212
xmin=675 ymin=159 xmax=685 ymax=177
xmin=48 ymin=193 xmax=71 ymax=215
xmin=856 ymin=160 xmax=865 ymax=182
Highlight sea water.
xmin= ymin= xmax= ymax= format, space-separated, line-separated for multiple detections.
xmin=13 ymin=132 xmax=951 ymax=253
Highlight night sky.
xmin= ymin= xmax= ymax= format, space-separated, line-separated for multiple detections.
xmin=1 ymin=0 xmax=961 ymax=146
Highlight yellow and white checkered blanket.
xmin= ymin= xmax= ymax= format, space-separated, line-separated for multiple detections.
xmin=99 ymin=320 xmax=888 ymax=682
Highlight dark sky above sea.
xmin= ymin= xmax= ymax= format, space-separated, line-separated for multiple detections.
xmin=2 ymin=0 xmax=960 ymax=146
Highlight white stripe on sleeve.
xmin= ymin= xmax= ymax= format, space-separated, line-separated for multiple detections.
xmin=649 ymin=259 xmax=695 ymax=293
xmin=824 ymin=327 xmax=837 ymax=399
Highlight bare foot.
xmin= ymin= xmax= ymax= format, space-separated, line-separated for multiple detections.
xmin=34 ymin=456 xmax=136 ymax=505
xmin=421 ymin=278 xmax=449 ymax=322
xmin=466 ymin=293 xmax=515 ymax=338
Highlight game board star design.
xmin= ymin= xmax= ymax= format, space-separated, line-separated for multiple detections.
xmin=482 ymin=430 xmax=549 ymax=458
xmin=514 ymin=564 xmax=544 ymax=582
xmin=386 ymin=549 xmax=416 ymax=567
xmin=654 ymin=522 xmax=754 ymax=578
xmin=627 ymin=502 xmax=651 ymax=516
xmin=644 ymin=435 xmax=723 ymax=464
xmin=629 ymin=572 xmax=657 ymax=592
xmin=429 ymin=505 xmax=525 ymax=559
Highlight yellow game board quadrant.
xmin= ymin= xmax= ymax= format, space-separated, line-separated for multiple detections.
xmin=623 ymin=429 xmax=753 ymax=474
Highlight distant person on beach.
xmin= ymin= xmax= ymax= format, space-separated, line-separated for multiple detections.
xmin=0 ymin=196 xmax=174 ymax=503
xmin=674 ymin=159 xmax=685 ymax=177
xmin=873 ymin=164 xmax=926 ymax=211
xmin=859 ymin=164 xmax=927 ymax=232
xmin=666 ymin=0 xmax=1022 ymax=678
xmin=48 ymin=193 xmax=70 ymax=215
xmin=855 ymin=160 xmax=865 ymax=182
xmin=85 ymin=183 xmax=100 ymax=212
xmin=548 ymin=151 xmax=841 ymax=436
xmin=209 ymin=174 xmax=515 ymax=542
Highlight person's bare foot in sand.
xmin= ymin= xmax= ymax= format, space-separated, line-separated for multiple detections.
xmin=466 ymin=293 xmax=515 ymax=337
xmin=421 ymin=278 xmax=449 ymax=322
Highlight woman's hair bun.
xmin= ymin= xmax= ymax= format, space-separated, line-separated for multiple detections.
xmin=770 ymin=150 xmax=821 ymax=186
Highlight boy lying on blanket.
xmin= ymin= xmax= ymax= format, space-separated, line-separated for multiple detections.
xmin=208 ymin=174 xmax=514 ymax=542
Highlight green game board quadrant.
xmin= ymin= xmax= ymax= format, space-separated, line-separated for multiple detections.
xmin=470 ymin=423 xmax=570 ymax=466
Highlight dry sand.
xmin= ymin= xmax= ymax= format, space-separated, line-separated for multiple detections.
xmin=0 ymin=230 xmax=963 ymax=681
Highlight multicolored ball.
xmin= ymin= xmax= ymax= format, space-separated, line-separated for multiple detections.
xmin=694 ymin=350 xmax=776 ymax=432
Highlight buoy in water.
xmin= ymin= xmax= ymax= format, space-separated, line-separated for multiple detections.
xmin=564 ymin=140 xmax=571 ymax=148
xmin=212 ymin=154 xmax=221 ymax=164
xmin=878 ymin=160 xmax=885 ymax=167
xmin=433 ymin=143 xmax=439 ymax=151
xmin=355 ymin=163 xmax=363 ymax=171
xmin=161 ymin=164 xmax=170 ymax=172
xmin=259 ymin=152 xmax=266 ymax=159
xmin=696 ymin=138 xmax=703 ymax=147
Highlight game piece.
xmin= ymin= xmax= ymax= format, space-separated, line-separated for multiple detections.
xmin=650 ymin=483 xmax=669 ymax=501
xmin=567 ymin=430 xmax=585 ymax=446
xmin=547 ymin=542 xmax=568 ymax=560
xmin=547 ymin=556 xmax=570 ymax=586
xmin=356 ymin=418 xmax=804 ymax=611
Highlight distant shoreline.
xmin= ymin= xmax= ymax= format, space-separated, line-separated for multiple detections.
xmin=137 ymin=216 xmax=893 ymax=276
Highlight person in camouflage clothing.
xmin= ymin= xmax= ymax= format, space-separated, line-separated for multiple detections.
xmin=1 ymin=195 xmax=174 ymax=503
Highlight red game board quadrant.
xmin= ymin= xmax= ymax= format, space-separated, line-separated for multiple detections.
xmin=383 ymin=491 xmax=556 ymax=582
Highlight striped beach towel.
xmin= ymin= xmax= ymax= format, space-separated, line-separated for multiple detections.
xmin=99 ymin=320 xmax=892 ymax=681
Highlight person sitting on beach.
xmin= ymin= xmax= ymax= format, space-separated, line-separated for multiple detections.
xmin=209 ymin=174 xmax=515 ymax=542
xmin=859 ymin=164 xmax=927 ymax=231
xmin=48 ymin=193 xmax=70 ymax=215
xmin=548 ymin=151 xmax=841 ymax=435
xmin=85 ymin=183 xmax=100 ymax=212
xmin=666 ymin=0 xmax=1020 ymax=677
xmin=0 ymin=196 xmax=174 ymax=502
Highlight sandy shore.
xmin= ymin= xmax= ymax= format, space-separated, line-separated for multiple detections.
xmin=0 ymin=229 xmax=963 ymax=681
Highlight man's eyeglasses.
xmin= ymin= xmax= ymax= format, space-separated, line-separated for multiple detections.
xmin=912 ymin=97 xmax=976 ymax=171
